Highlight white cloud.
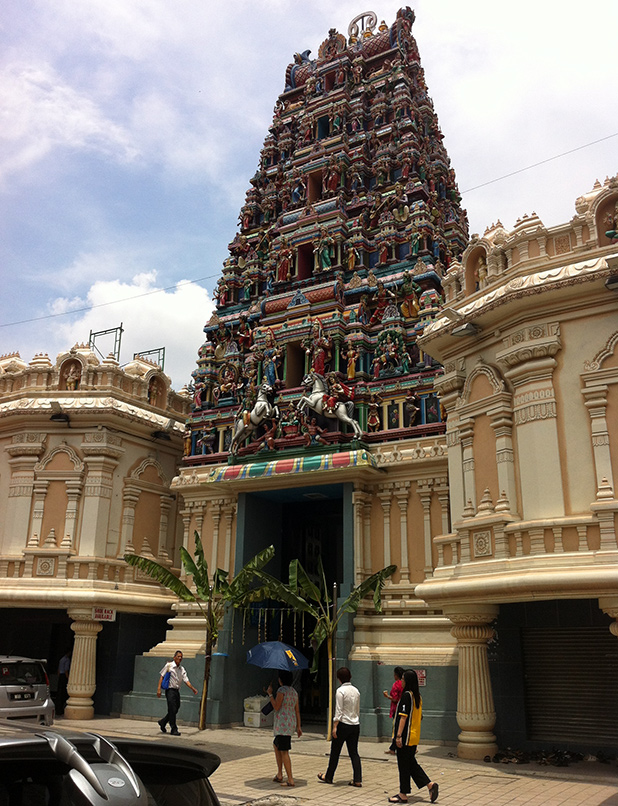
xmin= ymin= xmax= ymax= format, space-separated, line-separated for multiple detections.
xmin=0 ymin=62 xmax=138 ymax=186
xmin=49 ymin=272 xmax=214 ymax=389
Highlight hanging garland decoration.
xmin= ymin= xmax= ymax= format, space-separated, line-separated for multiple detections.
xmin=279 ymin=608 xmax=284 ymax=641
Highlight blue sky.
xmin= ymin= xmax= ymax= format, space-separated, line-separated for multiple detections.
xmin=1 ymin=1 xmax=616 ymax=388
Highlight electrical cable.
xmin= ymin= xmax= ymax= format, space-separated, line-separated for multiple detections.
xmin=1 ymin=131 xmax=616 ymax=330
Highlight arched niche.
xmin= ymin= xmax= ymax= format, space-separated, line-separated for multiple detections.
xmin=593 ymin=193 xmax=618 ymax=248
xmin=145 ymin=372 xmax=169 ymax=409
xmin=59 ymin=358 xmax=84 ymax=391
xmin=463 ymin=244 xmax=488 ymax=296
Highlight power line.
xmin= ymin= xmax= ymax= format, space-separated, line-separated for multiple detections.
xmin=0 ymin=275 xmax=218 ymax=329
xmin=461 ymin=132 xmax=618 ymax=193
xmin=2 ymin=132 xmax=616 ymax=331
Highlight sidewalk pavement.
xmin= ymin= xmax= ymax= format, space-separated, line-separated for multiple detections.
xmin=59 ymin=716 xmax=618 ymax=806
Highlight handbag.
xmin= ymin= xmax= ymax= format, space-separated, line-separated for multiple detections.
xmin=261 ymin=700 xmax=274 ymax=716
xmin=161 ymin=668 xmax=172 ymax=690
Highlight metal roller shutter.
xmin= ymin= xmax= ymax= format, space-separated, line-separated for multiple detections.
xmin=522 ymin=626 xmax=618 ymax=745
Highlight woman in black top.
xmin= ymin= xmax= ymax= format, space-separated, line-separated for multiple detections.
xmin=388 ymin=669 xmax=438 ymax=803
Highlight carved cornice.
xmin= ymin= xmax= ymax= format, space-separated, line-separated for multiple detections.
xmin=5 ymin=433 xmax=47 ymax=457
xmin=496 ymin=323 xmax=561 ymax=372
xmin=0 ymin=396 xmax=185 ymax=435
xmin=421 ymin=254 xmax=616 ymax=343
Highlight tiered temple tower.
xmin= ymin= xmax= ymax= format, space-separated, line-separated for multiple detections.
xmin=154 ymin=8 xmax=471 ymax=737
xmin=186 ymin=8 xmax=468 ymax=459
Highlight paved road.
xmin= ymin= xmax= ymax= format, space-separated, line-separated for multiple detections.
xmin=60 ymin=716 xmax=618 ymax=806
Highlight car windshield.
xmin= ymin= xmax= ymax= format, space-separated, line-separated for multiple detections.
xmin=0 ymin=663 xmax=45 ymax=685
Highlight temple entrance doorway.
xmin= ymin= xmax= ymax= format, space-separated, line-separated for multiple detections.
xmin=238 ymin=483 xmax=349 ymax=724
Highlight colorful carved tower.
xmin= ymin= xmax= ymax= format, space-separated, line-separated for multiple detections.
xmin=186 ymin=7 xmax=468 ymax=462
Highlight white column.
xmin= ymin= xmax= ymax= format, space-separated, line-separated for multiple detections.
xmin=157 ymin=497 xmax=172 ymax=561
xmin=393 ymin=481 xmax=410 ymax=582
xmin=445 ymin=605 xmax=499 ymax=760
xmin=118 ymin=488 xmax=139 ymax=557
xmin=210 ymin=499 xmax=223 ymax=569
xmin=583 ymin=386 xmax=614 ymax=494
xmin=352 ymin=486 xmax=368 ymax=585
xmin=223 ymin=500 xmax=235 ymax=571
xmin=491 ymin=413 xmax=518 ymax=517
xmin=459 ymin=422 xmax=477 ymax=511
xmin=377 ymin=484 xmax=393 ymax=566
xmin=65 ymin=608 xmax=103 ymax=720
xmin=362 ymin=495 xmax=373 ymax=578
xmin=417 ymin=480 xmax=434 ymax=577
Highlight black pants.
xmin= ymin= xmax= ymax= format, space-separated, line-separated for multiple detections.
xmin=56 ymin=675 xmax=68 ymax=716
xmin=396 ymin=744 xmax=430 ymax=794
xmin=160 ymin=688 xmax=181 ymax=731
xmin=325 ymin=722 xmax=362 ymax=783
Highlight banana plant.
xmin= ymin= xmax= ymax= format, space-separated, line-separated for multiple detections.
xmin=254 ymin=556 xmax=396 ymax=738
xmin=125 ymin=533 xmax=274 ymax=729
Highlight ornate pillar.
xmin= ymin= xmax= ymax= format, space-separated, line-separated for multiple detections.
xmin=157 ymin=496 xmax=172 ymax=562
xmin=582 ymin=385 xmax=614 ymax=494
xmin=5 ymin=435 xmax=47 ymax=551
xmin=30 ymin=480 xmax=49 ymax=548
xmin=491 ymin=413 xmax=518 ymax=517
xmin=64 ymin=479 xmax=83 ymax=549
xmin=445 ymin=604 xmax=499 ymax=760
xmin=459 ymin=422 xmax=476 ymax=511
xmin=377 ymin=484 xmax=393 ymax=567
xmin=210 ymin=499 xmax=223 ymax=569
xmin=434 ymin=478 xmax=451 ymax=537
xmin=222 ymin=500 xmax=235 ymax=571
xmin=352 ymin=486 xmax=369 ymax=584
xmin=417 ymin=480 xmax=434 ymax=577
xmin=362 ymin=494 xmax=373 ymax=578
xmin=118 ymin=487 xmax=139 ymax=557
xmin=80 ymin=433 xmax=123 ymax=556
xmin=497 ymin=323 xmax=563 ymax=519
xmin=392 ymin=481 xmax=410 ymax=582
xmin=65 ymin=608 xmax=103 ymax=720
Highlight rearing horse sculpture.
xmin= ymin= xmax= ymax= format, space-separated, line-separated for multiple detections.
xmin=229 ymin=382 xmax=279 ymax=455
xmin=297 ymin=372 xmax=363 ymax=439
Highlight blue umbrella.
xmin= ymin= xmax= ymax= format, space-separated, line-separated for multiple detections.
xmin=246 ymin=641 xmax=309 ymax=671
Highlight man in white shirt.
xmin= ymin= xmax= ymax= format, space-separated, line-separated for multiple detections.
xmin=317 ymin=667 xmax=362 ymax=786
xmin=157 ymin=650 xmax=198 ymax=736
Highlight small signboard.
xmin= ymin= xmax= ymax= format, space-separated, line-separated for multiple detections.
xmin=92 ymin=607 xmax=116 ymax=622
xmin=416 ymin=669 xmax=427 ymax=687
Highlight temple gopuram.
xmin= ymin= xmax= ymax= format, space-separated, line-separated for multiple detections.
xmin=186 ymin=7 xmax=467 ymax=460
xmin=138 ymin=7 xmax=468 ymax=740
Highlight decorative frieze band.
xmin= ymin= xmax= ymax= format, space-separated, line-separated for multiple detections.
xmin=8 ymin=485 xmax=33 ymax=497
xmin=513 ymin=401 xmax=557 ymax=424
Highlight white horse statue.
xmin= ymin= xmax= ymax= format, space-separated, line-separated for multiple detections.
xmin=229 ymin=382 xmax=279 ymax=455
xmin=297 ymin=372 xmax=363 ymax=439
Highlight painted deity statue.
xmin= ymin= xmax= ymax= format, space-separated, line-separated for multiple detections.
xmin=369 ymin=280 xmax=396 ymax=325
xmin=304 ymin=319 xmax=331 ymax=376
xmin=342 ymin=341 xmax=359 ymax=380
xmin=314 ymin=227 xmax=335 ymax=272
xmin=323 ymin=372 xmax=353 ymax=414
xmin=367 ymin=393 xmax=382 ymax=432
xmin=277 ymin=238 xmax=293 ymax=282
xmin=260 ymin=329 xmax=281 ymax=387
xmin=63 ymin=363 xmax=81 ymax=391
xmin=400 ymin=270 xmax=421 ymax=318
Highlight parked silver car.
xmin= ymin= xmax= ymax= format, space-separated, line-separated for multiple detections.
xmin=0 ymin=656 xmax=54 ymax=725
xmin=0 ymin=723 xmax=222 ymax=806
